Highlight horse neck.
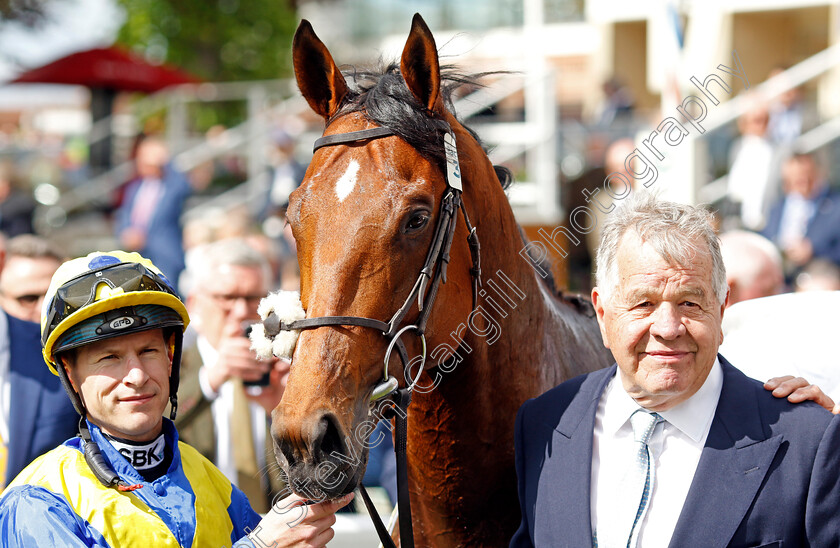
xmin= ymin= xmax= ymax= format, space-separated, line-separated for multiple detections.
xmin=459 ymin=148 xmax=594 ymax=382
xmin=407 ymin=131 xmax=599 ymax=437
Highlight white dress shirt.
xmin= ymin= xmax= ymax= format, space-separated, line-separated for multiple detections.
xmin=777 ymin=193 xmax=815 ymax=249
xmin=195 ymin=335 xmax=267 ymax=488
xmin=592 ymin=358 xmax=723 ymax=547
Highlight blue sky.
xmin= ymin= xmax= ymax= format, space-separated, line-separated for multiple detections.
xmin=0 ymin=0 xmax=123 ymax=81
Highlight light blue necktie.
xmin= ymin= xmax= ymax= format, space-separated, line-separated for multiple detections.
xmin=597 ymin=409 xmax=663 ymax=548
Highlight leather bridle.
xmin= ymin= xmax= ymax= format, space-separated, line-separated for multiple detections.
xmin=261 ymin=119 xmax=481 ymax=548
xmin=262 ymin=120 xmax=481 ymax=400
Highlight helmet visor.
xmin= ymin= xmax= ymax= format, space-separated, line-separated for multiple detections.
xmin=43 ymin=262 xmax=178 ymax=346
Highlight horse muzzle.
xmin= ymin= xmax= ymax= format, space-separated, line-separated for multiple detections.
xmin=272 ymin=410 xmax=366 ymax=500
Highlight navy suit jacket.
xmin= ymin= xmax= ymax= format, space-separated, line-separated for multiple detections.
xmin=762 ymin=189 xmax=840 ymax=266
xmin=511 ymin=357 xmax=840 ymax=547
xmin=6 ymin=315 xmax=77 ymax=484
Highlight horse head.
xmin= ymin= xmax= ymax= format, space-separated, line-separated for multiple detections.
xmin=271 ymin=14 xmax=500 ymax=500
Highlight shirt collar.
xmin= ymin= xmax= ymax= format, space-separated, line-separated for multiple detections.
xmin=603 ymin=357 xmax=723 ymax=442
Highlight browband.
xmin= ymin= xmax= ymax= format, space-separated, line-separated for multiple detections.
xmin=313 ymin=127 xmax=396 ymax=152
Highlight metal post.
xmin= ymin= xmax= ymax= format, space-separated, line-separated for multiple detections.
xmin=166 ymin=89 xmax=188 ymax=154
xmin=247 ymin=85 xmax=269 ymax=206
xmin=524 ymin=0 xmax=561 ymax=224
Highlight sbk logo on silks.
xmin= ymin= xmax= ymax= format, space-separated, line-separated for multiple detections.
xmin=112 ymin=435 xmax=166 ymax=471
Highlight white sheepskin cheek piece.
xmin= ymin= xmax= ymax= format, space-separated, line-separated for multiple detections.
xmin=249 ymin=290 xmax=306 ymax=360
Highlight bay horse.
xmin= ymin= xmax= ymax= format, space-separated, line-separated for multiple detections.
xmin=270 ymin=14 xmax=613 ymax=547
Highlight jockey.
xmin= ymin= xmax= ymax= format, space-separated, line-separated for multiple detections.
xmin=0 ymin=250 xmax=351 ymax=547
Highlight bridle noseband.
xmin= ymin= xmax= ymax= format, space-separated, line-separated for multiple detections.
xmin=263 ymin=120 xmax=481 ymax=399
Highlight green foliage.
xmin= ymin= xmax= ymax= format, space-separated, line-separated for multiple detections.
xmin=115 ymin=0 xmax=297 ymax=82
xmin=0 ymin=0 xmax=46 ymax=25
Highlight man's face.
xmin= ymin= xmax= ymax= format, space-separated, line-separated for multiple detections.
xmin=0 ymin=256 xmax=61 ymax=322
xmin=67 ymin=329 xmax=173 ymax=442
xmin=784 ymin=157 xmax=818 ymax=198
xmin=188 ymin=264 xmax=266 ymax=348
xmin=135 ymin=141 xmax=168 ymax=179
xmin=592 ymin=231 xmax=726 ymax=411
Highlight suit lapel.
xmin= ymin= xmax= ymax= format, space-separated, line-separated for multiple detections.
xmin=540 ymin=366 xmax=615 ymax=544
xmin=669 ymin=358 xmax=782 ymax=548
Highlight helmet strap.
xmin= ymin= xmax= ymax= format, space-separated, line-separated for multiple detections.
xmin=167 ymin=330 xmax=184 ymax=420
xmin=55 ymin=358 xmax=86 ymax=418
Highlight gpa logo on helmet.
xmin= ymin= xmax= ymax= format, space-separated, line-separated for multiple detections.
xmin=110 ymin=317 xmax=135 ymax=330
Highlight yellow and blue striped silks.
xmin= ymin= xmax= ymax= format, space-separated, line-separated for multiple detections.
xmin=0 ymin=419 xmax=261 ymax=547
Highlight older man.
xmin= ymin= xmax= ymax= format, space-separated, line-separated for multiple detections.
xmin=177 ymin=238 xmax=288 ymax=513
xmin=511 ymin=195 xmax=840 ymax=547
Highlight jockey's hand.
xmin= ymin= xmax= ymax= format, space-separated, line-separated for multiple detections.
xmin=764 ymin=376 xmax=837 ymax=412
xmin=246 ymin=492 xmax=354 ymax=548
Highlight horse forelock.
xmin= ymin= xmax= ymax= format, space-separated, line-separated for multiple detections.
xmin=331 ymin=62 xmax=512 ymax=191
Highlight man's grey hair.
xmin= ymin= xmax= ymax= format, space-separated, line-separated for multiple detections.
xmin=180 ymin=237 xmax=272 ymax=297
xmin=595 ymin=193 xmax=727 ymax=305
xmin=7 ymin=234 xmax=65 ymax=262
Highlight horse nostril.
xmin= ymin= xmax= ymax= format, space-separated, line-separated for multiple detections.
xmin=312 ymin=413 xmax=345 ymax=460
xmin=274 ymin=435 xmax=298 ymax=469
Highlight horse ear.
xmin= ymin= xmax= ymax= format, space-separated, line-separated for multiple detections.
xmin=293 ymin=19 xmax=349 ymax=119
xmin=400 ymin=13 xmax=444 ymax=114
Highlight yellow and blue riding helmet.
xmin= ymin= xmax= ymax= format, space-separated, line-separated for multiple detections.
xmin=41 ymin=250 xmax=190 ymax=418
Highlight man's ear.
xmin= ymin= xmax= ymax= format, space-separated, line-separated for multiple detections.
xmin=726 ymin=280 xmax=737 ymax=308
xmin=61 ymin=356 xmax=78 ymax=391
xmin=166 ymin=332 xmax=176 ymax=374
xmin=591 ymin=287 xmax=611 ymax=349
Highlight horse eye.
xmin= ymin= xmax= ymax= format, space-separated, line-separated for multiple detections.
xmin=405 ymin=212 xmax=430 ymax=232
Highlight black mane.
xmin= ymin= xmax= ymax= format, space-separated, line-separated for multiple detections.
xmin=335 ymin=62 xmax=512 ymax=190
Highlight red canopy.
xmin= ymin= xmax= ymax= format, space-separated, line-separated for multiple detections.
xmin=10 ymin=46 xmax=199 ymax=92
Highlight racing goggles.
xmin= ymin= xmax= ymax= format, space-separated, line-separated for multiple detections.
xmin=43 ymin=262 xmax=178 ymax=345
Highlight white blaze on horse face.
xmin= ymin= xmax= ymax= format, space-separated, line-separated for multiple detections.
xmin=335 ymin=160 xmax=360 ymax=202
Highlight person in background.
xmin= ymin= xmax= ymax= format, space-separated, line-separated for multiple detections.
xmin=718 ymin=230 xmax=784 ymax=306
xmin=726 ymin=101 xmax=779 ymax=231
xmin=0 ymin=232 xmax=76 ymax=489
xmin=0 ymin=250 xmax=351 ymax=546
xmin=765 ymin=66 xmax=817 ymax=147
xmin=762 ymin=152 xmax=840 ymax=278
xmin=115 ymin=136 xmax=204 ymax=284
xmin=258 ymin=128 xmax=306 ymax=223
xmin=177 ymin=238 xmax=289 ymax=513
xmin=0 ymin=234 xmax=64 ymax=322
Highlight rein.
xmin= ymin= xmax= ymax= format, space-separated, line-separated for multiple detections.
xmin=264 ymin=120 xmax=481 ymax=548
